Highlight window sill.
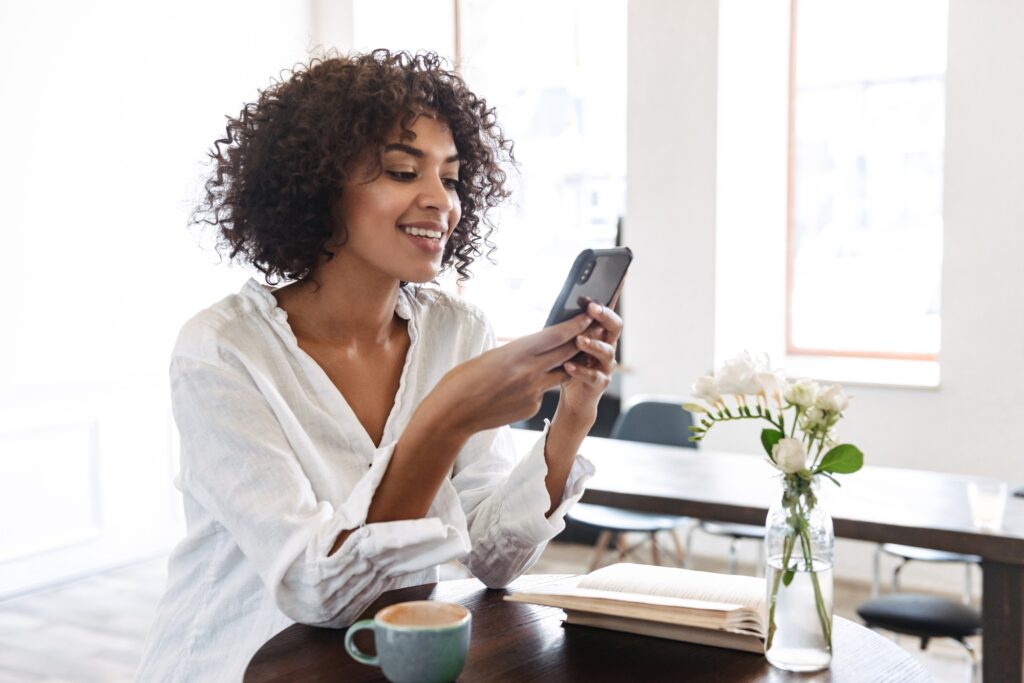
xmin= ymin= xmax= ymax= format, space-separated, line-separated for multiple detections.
xmin=783 ymin=354 xmax=940 ymax=390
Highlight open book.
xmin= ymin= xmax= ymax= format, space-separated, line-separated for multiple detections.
xmin=505 ymin=563 xmax=766 ymax=653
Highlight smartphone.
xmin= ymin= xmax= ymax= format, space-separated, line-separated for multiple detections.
xmin=544 ymin=247 xmax=633 ymax=327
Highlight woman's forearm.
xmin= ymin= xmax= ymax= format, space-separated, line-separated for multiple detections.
xmin=329 ymin=391 xmax=472 ymax=555
xmin=543 ymin=402 xmax=595 ymax=516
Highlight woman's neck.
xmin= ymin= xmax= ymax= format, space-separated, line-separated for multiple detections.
xmin=273 ymin=261 xmax=404 ymax=348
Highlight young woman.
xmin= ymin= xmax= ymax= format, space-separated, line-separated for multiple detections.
xmin=137 ymin=50 xmax=622 ymax=681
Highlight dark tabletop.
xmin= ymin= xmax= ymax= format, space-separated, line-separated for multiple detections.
xmin=245 ymin=575 xmax=931 ymax=683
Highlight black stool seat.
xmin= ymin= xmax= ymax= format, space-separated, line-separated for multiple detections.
xmin=858 ymin=594 xmax=982 ymax=641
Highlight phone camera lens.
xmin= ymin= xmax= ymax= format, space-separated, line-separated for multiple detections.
xmin=579 ymin=260 xmax=595 ymax=284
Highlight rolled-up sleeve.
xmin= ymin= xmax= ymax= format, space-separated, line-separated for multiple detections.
xmin=448 ymin=422 xmax=595 ymax=589
xmin=172 ymin=355 xmax=471 ymax=627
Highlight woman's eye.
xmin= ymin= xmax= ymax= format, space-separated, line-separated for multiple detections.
xmin=386 ymin=170 xmax=417 ymax=181
xmin=442 ymin=177 xmax=460 ymax=190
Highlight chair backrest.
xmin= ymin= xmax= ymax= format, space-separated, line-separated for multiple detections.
xmin=610 ymin=397 xmax=696 ymax=448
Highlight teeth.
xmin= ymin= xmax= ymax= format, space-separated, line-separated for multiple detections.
xmin=402 ymin=226 xmax=442 ymax=239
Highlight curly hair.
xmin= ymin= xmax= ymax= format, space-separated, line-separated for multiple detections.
xmin=193 ymin=50 xmax=513 ymax=285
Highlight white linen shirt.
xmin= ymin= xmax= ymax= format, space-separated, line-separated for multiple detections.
xmin=135 ymin=278 xmax=594 ymax=682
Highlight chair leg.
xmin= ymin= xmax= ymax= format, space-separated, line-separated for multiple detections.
xmin=872 ymin=545 xmax=882 ymax=598
xmin=957 ymin=638 xmax=979 ymax=683
xmin=616 ymin=533 xmax=630 ymax=562
xmin=684 ymin=523 xmax=699 ymax=569
xmin=651 ymin=532 xmax=660 ymax=566
xmin=589 ymin=530 xmax=612 ymax=572
xmin=728 ymin=537 xmax=738 ymax=575
xmin=893 ymin=559 xmax=909 ymax=593
xmin=669 ymin=529 xmax=685 ymax=567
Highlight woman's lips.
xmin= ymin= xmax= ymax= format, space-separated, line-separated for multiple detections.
xmin=399 ymin=227 xmax=444 ymax=254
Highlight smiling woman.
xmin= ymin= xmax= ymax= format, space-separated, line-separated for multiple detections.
xmin=136 ymin=50 xmax=624 ymax=682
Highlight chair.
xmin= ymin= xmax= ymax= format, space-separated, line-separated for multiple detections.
xmin=859 ymin=543 xmax=983 ymax=681
xmin=685 ymin=521 xmax=766 ymax=575
xmin=872 ymin=543 xmax=981 ymax=604
xmin=567 ymin=396 xmax=694 ymax=570
xmin=857 ymin=594 xmax=981 ymax=680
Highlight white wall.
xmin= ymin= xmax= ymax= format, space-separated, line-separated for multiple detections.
xmin=623 ymin=0 xmax=719 ymax=403
xmin=0 ymin=0 xmax=312 ymax=594
xmin=624 ymin=0 xmax=1024 ymax=590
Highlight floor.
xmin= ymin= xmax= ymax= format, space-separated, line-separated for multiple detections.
xmin=0 ymin=541 xmax=978 ymax=683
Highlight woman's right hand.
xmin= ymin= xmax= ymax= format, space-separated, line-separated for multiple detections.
xmin=426 ymin=312 xmax=595 ymax=437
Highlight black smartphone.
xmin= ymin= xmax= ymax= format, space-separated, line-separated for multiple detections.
xmin=544 ymin=247 xmax=633 ymax=327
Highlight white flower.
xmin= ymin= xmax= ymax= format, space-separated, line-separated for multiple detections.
xmin=714 ymin=351 xmax=764 ymax=395
xmin=772 ymin=437 xmax=807 ymax=474
xmin=755 ymin=369 xmax=787 ymax=403
xmin=691 ymin=375 xmax=722 ymax=404
xmin=784 ymin=378 xmax=819 ymax=408
xmin=800 ymin=406 xmax=828 ymax=431
xmin=816 ymin=383 xmax=849 ymax=413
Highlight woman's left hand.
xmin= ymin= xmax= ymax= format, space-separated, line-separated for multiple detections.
xmin=557 ymin=300 xmax=623 ymax=422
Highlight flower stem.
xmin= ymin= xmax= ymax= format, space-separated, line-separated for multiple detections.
xmin=798 ymin=515 xmax=832 ymax=647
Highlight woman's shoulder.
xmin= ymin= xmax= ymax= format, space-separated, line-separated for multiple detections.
xmin=172 ymin=280 xmax=279 ymax=365
xmin=406 ymin=285 xmax=491 ymax=333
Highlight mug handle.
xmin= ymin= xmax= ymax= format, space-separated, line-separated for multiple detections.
xmin=344 ymin=620 xmax=379 ymax=666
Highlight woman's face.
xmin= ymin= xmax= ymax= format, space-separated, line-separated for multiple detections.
xmin=334 ymin=115 xmax=463 ymax=285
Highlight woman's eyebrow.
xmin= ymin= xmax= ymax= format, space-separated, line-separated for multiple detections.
xmin=384 ymin=143 xmax=460 ymax=163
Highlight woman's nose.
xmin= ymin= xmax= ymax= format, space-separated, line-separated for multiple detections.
xmin=417 ymin=174 xmax=454 ymax=213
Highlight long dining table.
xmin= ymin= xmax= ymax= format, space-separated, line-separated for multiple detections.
xmin=510 ymin=429 xmax=1024 ymax=683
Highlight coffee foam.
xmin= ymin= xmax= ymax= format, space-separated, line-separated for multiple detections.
xmin=378 ymin=601 xmax=468 ymax=627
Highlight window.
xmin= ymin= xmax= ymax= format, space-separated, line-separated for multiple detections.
xmin=788 ymin=0 xmax=948 ymax=360
xmin=454 ymin=0 xmax=627 ymax=338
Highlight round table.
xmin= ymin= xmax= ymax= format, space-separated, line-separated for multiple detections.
xmin=245 ymin=575 xmax=931 ymax=682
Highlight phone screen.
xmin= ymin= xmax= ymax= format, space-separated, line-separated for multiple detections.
xmin=544 ymin=248 xmax=632 ymax=327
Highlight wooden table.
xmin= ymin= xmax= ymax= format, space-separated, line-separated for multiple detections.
xmin=245 ymin=575 xmax=930 ymax=682
xmin=509 ymin=430 xmax=1024 ymax=683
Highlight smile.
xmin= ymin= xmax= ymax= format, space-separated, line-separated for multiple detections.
xmin=401 ymin=225 xmax=443 ymax=240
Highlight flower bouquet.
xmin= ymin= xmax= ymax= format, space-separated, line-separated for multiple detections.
xmin=684 ymin=352 xmax=863 ymax=672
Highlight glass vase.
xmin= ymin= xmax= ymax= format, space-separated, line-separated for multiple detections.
xmin=764 ymin=475 xmax=834 ymax=672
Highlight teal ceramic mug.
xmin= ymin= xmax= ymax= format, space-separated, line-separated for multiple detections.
xmin=344 ymin=601 xmax=471 ymax=683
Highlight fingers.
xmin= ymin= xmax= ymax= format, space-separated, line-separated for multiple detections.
xmin=540 ymin=367 xmax=571 ymax=391
xmin=584 ymin=300 xmax=623 ymax=345
xmin=575 ymin=335 xmax=616 ymax=372
xmin=535 ymin=339 xmax=582 ymax=371
xmin=528 ymin=313 xmax=594 ymax=353
xmin=563 ymin=361 xmax=611 ymax=392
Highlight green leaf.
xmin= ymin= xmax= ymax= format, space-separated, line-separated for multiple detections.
xmin=782 ymin=568 xmax=795 ymax=586
xmin=820 ymin=471 xmax=842 ymax=487
xmin=816 ymin=444 xmax=864 ymax=474
xmin=687 ymin=425 xmax=704 ymax=432
xmin=760 ymin=429 xmax=784 ymax=458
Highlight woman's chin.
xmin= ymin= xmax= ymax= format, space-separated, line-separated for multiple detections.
xmin=401 ymin=264 xmax=443 ymax=285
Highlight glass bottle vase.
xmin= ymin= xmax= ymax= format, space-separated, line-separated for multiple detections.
xmin=764 ymin=476 xmax=834 ymax=672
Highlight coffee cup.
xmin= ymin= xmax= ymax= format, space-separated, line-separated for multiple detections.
xmin=344 ymin=600 xmax=471 ymax=683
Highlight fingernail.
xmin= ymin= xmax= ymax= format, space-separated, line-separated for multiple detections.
xmin=589 ymin=302 xmax=602 ymax=315
xmin=565 ymin=362 xmax=577 ymax=371
xmin=577 ymin=335 xmax=589 ymax=345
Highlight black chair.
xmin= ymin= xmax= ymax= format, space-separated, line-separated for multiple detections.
xmin=857 ymin=594 xmax=981 ymax=679
xmin=567 ymin=396 xmax=694 ymax=570
xmin=860 ymin=543 xmax=983 ymax=681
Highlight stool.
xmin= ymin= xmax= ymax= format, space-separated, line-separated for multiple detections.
xmin=685 ymin=521 xmax=765 ymax=575
xmin=873 ymin=543 xmax=981 ymax=604
xmin=858 ymin=593 xmax=981 ymax=679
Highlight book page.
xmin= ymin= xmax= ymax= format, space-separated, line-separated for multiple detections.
xmin=578 ymin=563 xmax=766 ymax=616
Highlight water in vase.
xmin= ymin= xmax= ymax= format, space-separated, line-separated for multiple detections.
xmin=765 ymin=555 xmax=833 ymax=671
